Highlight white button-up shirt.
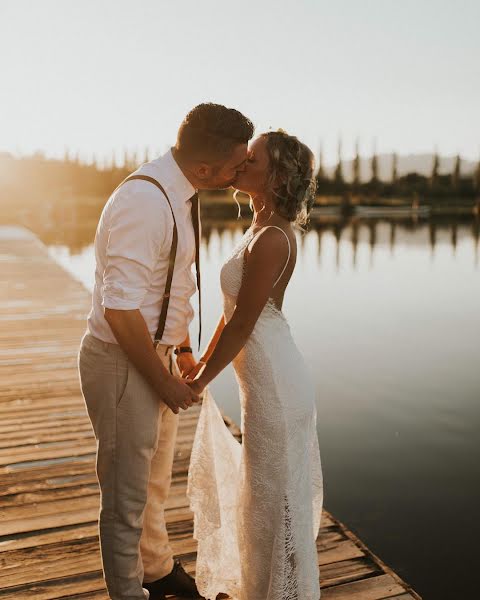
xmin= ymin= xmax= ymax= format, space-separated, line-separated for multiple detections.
xmin=86 ymin=149 xmax=197 ymax=345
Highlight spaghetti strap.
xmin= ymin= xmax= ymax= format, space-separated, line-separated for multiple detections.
xmin=251 ymin=225 xmax=291 ymax=287
xmin=269 ymin=226 xmax=291 ymax=287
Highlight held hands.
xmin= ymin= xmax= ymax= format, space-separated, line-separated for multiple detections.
xmin=175 ymin=350 xmax=207 ymax=387
xmin=184 ymin=359 xmax=206 ymax=381
xmin=161 ymin=352 xmax=206 ymax=414
xmin=176 ymin=352 xmax=208 ymax=397
xmin=185 ymin=377 xmax=206 ymax=397
xmin=162 ymin=377 xmax=200 ymax=415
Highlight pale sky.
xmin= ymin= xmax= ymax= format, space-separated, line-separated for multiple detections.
xmin=0 ymin=0 xmax=479 ymax=164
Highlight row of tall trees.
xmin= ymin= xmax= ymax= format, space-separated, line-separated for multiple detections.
xmin=316 ymin=141 xmax=480 ymax=200
xmin=1 ymin=147 xmax=479 ymax=213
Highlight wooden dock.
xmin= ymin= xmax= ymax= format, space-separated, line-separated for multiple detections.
xmin=0 ymin=226 xmax=421 ymax=600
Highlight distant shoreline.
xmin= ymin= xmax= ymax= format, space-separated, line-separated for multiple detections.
xmin=0 ymin=191 xmax=478 ymax=225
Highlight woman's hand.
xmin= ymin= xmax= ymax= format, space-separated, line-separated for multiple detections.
xmin=175 ymin=352 xmax=198 ymax=379
xmin=184 ymin=359 xmax=207 ymax=380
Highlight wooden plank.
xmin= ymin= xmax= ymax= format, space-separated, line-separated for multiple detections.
xmin=321 ymin=574 xmax=406 ymax=599
xmin=0 ymin=396 xmax=84 ymax=412
xmin=380 ymin=595 xmax=417 ymax=600
xmin=0 ymin=458 xmax=95 ymax=487
xmin=0 ymin=440 xmax=97 ymax=467
xmin=0 ymin=495 xmax=100 ymax=536
xmin=0 ymin=572 xmax=106 ymax=600
xmin=0 ymin=415 xmax=89 ymax=432
xmin=0 ymin=406 xmax=88 ymax=419
xmin=319 ymin=540 xmax=365 ymax=566
xmin=0 ymin=523 xmax=99 ymax=553
xmin=0 ymin=507 xmax=197 ymax=554
xmin=320 ymin=557 xmax=380 ymax=587
xmin=0 ymin=428 xmax=94 ymax=449
xmin=0 ymin=484 xmax=99 ymax=509
xmin=0 ymin=539 xmax=102 ymax=588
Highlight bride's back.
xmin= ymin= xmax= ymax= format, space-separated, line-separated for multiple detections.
xmin=244 ymin=224 xmax=297 ymax=313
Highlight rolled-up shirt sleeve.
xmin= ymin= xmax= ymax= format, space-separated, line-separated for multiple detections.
xmin=101 ymin=187 xmax=169 ymax=310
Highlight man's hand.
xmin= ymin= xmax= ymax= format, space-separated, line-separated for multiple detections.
xmin=175 ymin=352 xmax=198 ymax=379
xmin=162 ymin=377 xmax=200 ymax=414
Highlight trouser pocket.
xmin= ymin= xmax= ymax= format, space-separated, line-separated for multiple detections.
xmin=115 ymin=358 xmax=129 ymax=407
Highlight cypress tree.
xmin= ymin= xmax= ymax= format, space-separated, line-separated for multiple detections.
xmin=451 ymin=154 xmax=461 ymax=191
xmin=431 ymin=150 xmax=439 ymax=188
xmin=370 ymin=140 xmax=378 ymax=184
xmin=353 ymin=138 xmax=360 ymax=188
xmin=333 ymin=137 xmax=344 ymax=185
xmin=391 ymin=152 xmax=398 ymax=184
xmin=316 ymin=142 xmax=325 ymax=180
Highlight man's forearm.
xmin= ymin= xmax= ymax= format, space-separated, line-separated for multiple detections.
xmin=104 ymin=307 xmax=173 ymax=397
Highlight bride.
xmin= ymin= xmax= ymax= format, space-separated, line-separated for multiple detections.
xmin=185 ymin=130 xmax=323 ymax=600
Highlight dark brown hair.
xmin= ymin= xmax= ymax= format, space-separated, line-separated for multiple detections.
xmin=176 ymin=103 xmax=254 ymax=163
xmin=262 ymin=130 xmax=317 ymax=227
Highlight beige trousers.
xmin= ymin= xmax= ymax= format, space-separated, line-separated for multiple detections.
xmin=78 ymin=332 xmax=180 ymax=600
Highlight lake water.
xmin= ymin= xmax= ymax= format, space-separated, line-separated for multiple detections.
xmin=44 ymin=214 xmax=479 ymax=599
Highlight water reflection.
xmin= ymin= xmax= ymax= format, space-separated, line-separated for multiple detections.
xmin=29 ymin=210 xmax=480 ymax=271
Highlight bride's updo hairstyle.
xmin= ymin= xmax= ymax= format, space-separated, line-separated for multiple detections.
xmin=262 ymin=130 xmax=317 ymax=227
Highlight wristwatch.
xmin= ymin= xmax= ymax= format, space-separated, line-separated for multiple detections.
xmin=174 ymin=346 xmax=193 ymax=355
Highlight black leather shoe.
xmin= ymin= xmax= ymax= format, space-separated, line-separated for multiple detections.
xmin=143 ymin=558 xmax=203 ymax=599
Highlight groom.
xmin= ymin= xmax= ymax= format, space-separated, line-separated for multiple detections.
xmin=78 ymin=103 xmax=254 ymax=600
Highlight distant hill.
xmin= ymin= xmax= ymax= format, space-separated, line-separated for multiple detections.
xmin=323 ymin=153 xmax=477 ymax=182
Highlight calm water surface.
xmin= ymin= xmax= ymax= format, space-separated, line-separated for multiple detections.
xmin=46 ymin=216 xmax=479 ymax=600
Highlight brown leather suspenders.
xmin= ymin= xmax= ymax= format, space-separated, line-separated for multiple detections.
xmin=113 ymin=175 xmax=177 ymax=347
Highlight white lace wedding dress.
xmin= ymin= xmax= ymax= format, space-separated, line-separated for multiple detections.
xmin=187 ymin=226 xmax=323 ymax=600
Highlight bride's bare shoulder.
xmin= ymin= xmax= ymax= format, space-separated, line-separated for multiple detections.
xmin=248 ymin=225 xmax=294 ymax=255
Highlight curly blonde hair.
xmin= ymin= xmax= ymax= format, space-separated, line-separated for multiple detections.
xmin=261 ymin=130 xmax=317 ymax=227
